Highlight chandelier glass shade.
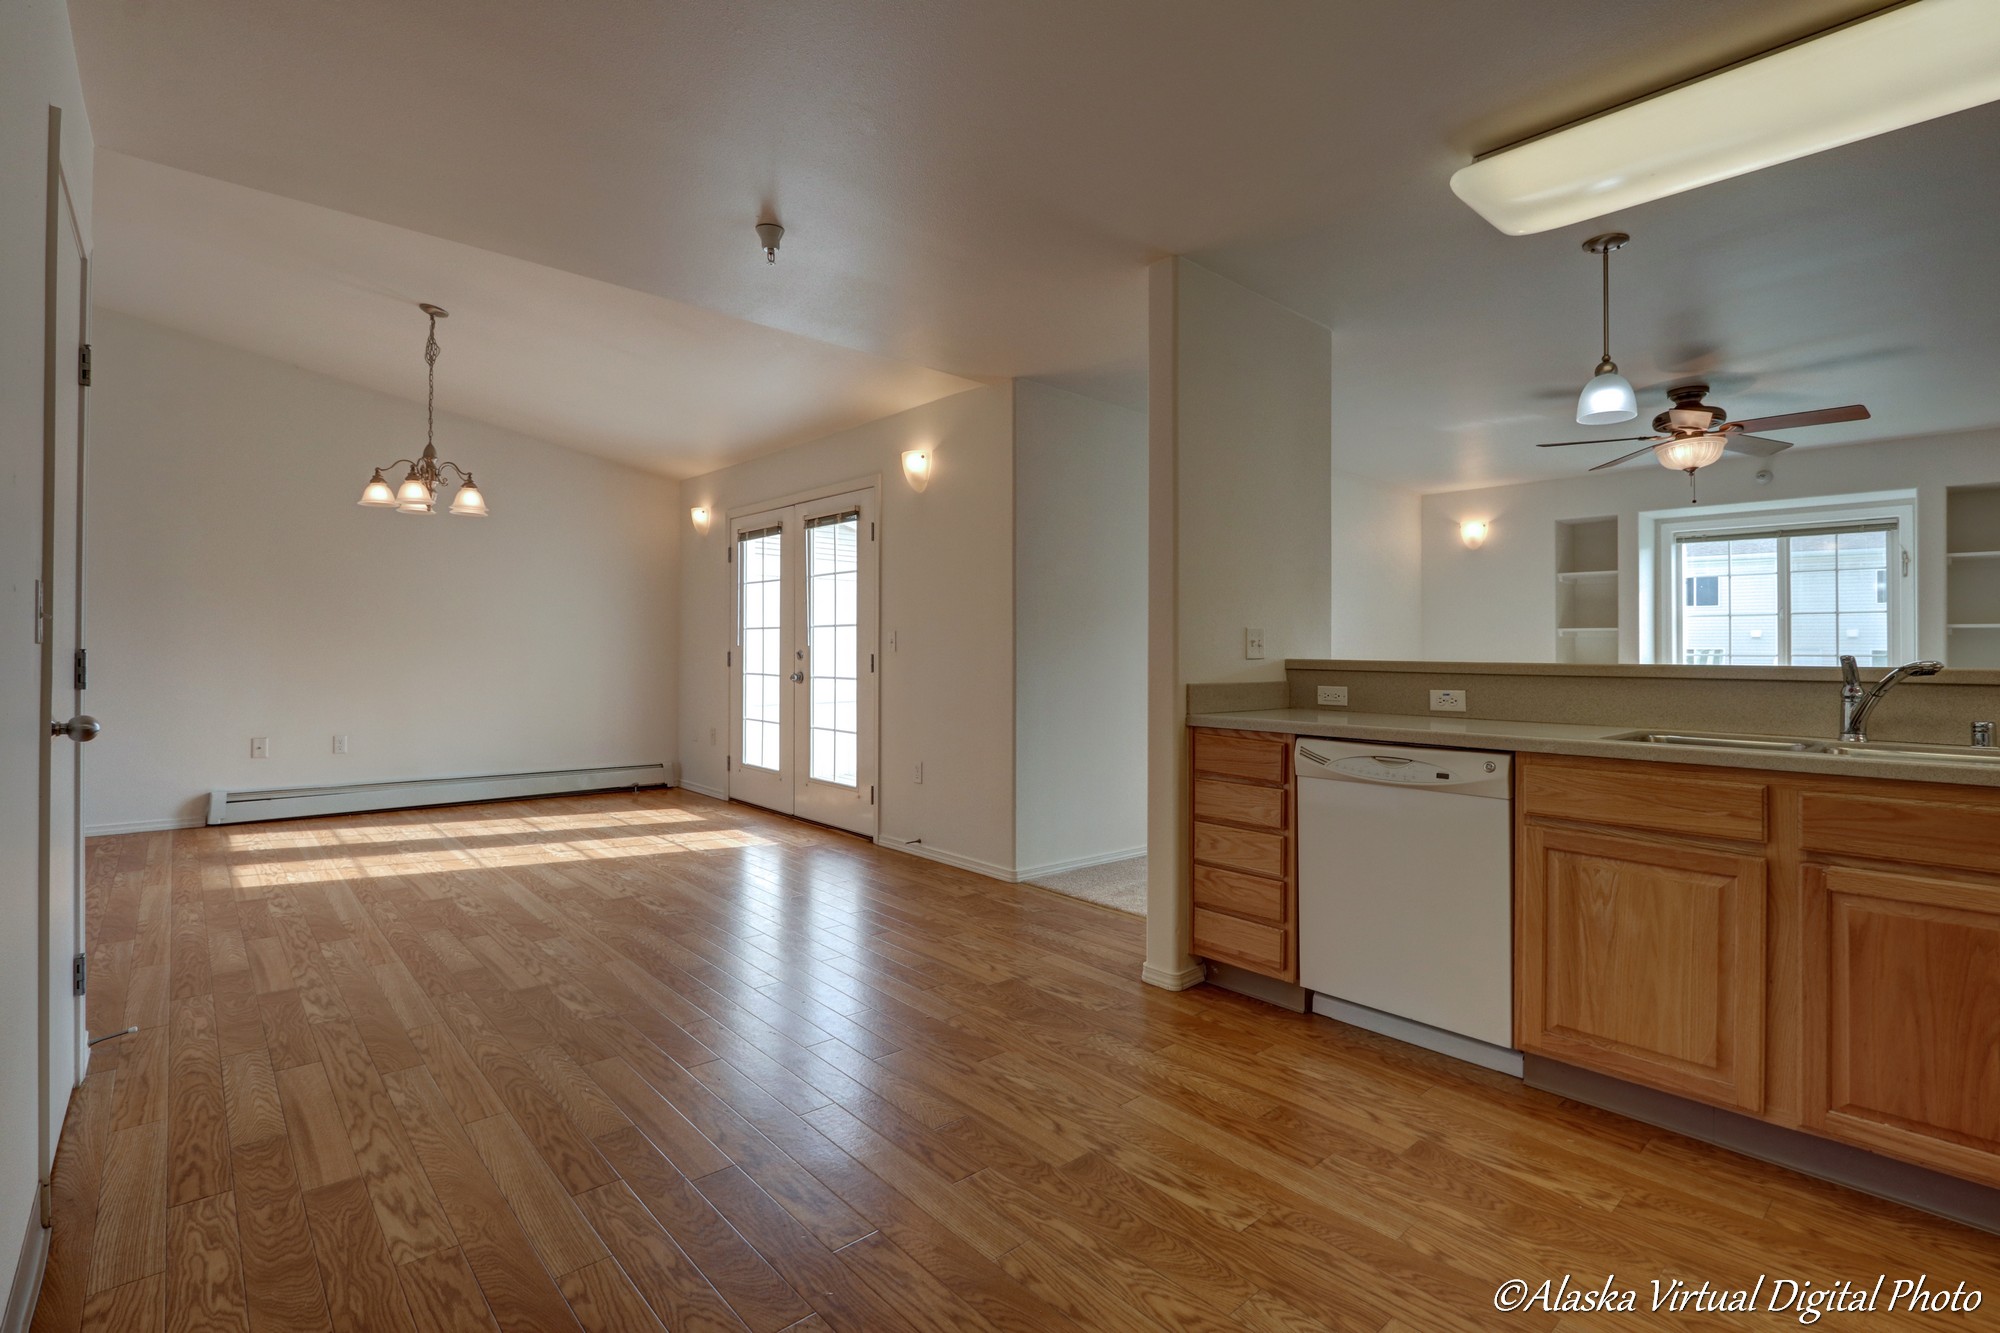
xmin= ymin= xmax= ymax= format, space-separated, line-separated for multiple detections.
xmin=358 ymin=303 xmax=489 ymax=517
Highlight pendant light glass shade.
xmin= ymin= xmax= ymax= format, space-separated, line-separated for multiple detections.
xmin=1576 ymin=369 xmax=1639 ymax=425
xmin=448 ymin=479 xmax=488 ymax=517
xmin=356 ymin=470 xmax=397 ymax=507
xmin=1653 ymin=434 xmax=1727 ymax=471
xmin=395 ymin=471 xmax=433 ymax=506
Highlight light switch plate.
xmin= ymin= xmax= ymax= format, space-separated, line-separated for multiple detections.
xmin=250 ymin=737 xmax=269 ymax=759
xmin=1429 ymin=690 xmax=1467 ymax=713
xmin=1245 ymin=627 xmax=1265 ymax=660
xmin=1316 ymin=685 xmax=1348 ymax=707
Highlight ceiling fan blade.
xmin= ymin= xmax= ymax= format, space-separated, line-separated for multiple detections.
xmin=1724 ymin=433 xmax=1793 ymax=457
xmin=1588 ymin=444 xmax=1660 ymax=472
xmin=1536 ymin=435 xmax=1658 ymax=448
xmin=1730 ymin=404 xmax=1870 ymax=433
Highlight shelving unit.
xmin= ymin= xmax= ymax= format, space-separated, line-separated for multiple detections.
xmin=1555 ymin=517 xmax=1620 ymax=664
xmin=1946 ymin=486 xmax=2000 ymax=667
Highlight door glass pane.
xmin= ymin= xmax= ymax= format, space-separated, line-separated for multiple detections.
xmin=806 ymin=511 xmax=860 ymax=786
xmin=739 ymin=525 xmax=783 ymax=771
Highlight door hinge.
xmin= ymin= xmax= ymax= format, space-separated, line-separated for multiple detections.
xmin=38 ymin=1182 xmax=52 ymax=1228
xmin=869 ymin=785 xmax=875 ymax=806
xmin=1902 ymin=548 xmax=1912 ymax=576
xmin=869 ymin=652 xmax=875 ymax=673
xmin=726 ymin=755 xmax=732 ymax=771
xmin=73 ymin=647 xmax=87 ymax=691
xmin=78 ymin=343 xmax=91 ymax=387
xmin=726 ymin=649 xmax=732 ymax=668
xmin=72 ymin=952 xmax=86 ymax=997
xmin=726 ymin=545 xmax=733 ymax=563
xmin=33 ymin=580 xmax=46 ymax=645
xmin=870 ymin=521 xmax=876 ymax=541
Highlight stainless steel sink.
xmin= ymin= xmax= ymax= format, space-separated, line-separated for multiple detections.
xmin=1609 ymin=731 xmax=1828 ymax=753
xmin=1821 ymin=740 xmax=2000 ymax=764
xmin=1610 ymin=730 xmax=2000 ymax=766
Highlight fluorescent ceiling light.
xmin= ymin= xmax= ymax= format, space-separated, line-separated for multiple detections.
xmin=1451 ymin=0 xmax=2000 ymax=236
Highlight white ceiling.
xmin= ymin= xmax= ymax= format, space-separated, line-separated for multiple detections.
xmin=73 ymin=0 xmax=1991 ymax=490
xmin=91 ymin=152 xmax=976 ymax=478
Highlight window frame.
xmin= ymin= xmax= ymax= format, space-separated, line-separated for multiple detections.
xmin=1644 ymin=492 xmax=1919 ymax=667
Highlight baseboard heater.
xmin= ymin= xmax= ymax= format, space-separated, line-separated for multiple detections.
xmin=206 ymin=763 xmax=668 ymax=826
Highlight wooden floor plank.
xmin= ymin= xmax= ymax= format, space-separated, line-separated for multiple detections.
xmin=36 ymin=792 xmax=2000 ymax=1333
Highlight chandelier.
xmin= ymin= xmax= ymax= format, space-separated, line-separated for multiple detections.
xmin=357 ymin=303 xmax=488 ymax=516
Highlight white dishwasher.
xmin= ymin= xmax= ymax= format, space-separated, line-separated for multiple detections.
xmin=1295 ymin=738 xmax=1520 ymax=1075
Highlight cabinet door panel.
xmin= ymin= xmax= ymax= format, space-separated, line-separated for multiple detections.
xmin=1802 ymin=863 xmax=2000 ymax=1186
xmin=1518 ymin=824 xmax=1766 ymax=1112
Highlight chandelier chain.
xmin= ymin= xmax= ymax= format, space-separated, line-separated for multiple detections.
xmin=425 ymin=311 xmax=440 ymax=454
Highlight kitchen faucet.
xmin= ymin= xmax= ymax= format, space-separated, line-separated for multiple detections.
xmin=1839 ymin=655 xmax=1943 ymax=743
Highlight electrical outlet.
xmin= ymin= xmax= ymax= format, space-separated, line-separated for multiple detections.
xmin=1245 ymin=627 xmax=1265 ymax=660
xmin=913 ymin=761 xmax=924 ymax=785
xmin=332 ymin=734 xmax=348 ymax=755
xmin=1316 ymin=685 xmax=1348 ymax=707
xmin=1429 ymin=690 xmax=1467 ymax=713
xmin=250 ymin=737 xmax=269 ymax=759
xmin=709 ymin=727 xmax=717 ymax=745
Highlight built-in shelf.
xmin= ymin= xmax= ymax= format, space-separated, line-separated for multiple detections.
xmin=1947 ymin=486 xmax=2000 ymax=667
xmin=1555 ymin=517 xmax=1621 ymax=664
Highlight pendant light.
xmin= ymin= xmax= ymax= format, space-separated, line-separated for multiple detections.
xmin=1575 ymin=233 xmax=1638 ymax=426
xmin=357 ymin=303 xmax=490 ymax=517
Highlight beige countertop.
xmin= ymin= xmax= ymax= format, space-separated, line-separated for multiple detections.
xmin=1186 ymin=708 xmax=2000 ymax=788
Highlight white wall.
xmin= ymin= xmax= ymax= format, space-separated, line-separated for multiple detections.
xmin=1331 ymin=469 xmax=1422 ymax=657
xmin=2 ymin=0 xmax=92 ymax=1301
xmin=1146 ymin=258 xmax=1334 ymax=987
xmin=678 ymin=385 xmax=1017 ymax=876
xmin=1174 ymin=260 xmax=1334 ymax=683
xmin=1013 ymin=379 xmax=1146 ymax=876
xmin=1420 ymin=429 xmax=2000 ymax=664
xmin=86 ymin=312 xmax=679 ymax=831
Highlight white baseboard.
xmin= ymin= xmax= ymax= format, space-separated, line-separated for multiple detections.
xmin=2 ymin=1188 xmax=47 ymax=1333
xmin=85 ymin=815 xmax=205 ymax=837
xmin=1141 ymin=960 xmax=1207 ymax=991
xmin=677 ymin=780 xmax=728 ymax=801
xmin=1015 ymin=846 xmax=1146 ymax=881
xmin=874 ymin=835 xmax=1018 ymax=882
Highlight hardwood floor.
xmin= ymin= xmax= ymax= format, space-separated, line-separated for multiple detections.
xmin=30 ymin=789 xmax=1999 ymax=1332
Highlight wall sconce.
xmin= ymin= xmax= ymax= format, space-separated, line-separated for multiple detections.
xmin=1460 ymin=520 xmax=1489 ymax=549
xmin=901 ymin=448 xmax=932 ymax=492
xmin=690 ymin=505 xmax=711 ymax=535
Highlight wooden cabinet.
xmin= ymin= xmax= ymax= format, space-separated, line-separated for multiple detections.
xmin=1188 ymin=728 xmax=1296 ymax=982
xmin=1517 ymin=823 xmax=1766 ymax=1112
xmin=1518 ymin=751 xmax=2000 ymax=1189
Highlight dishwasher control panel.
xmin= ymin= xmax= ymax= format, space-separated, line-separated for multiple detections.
xmin=1297 ymin=740 xmax=1508 ymax=794
xmin=1329 ymin=755 xmax=1457 ymax=782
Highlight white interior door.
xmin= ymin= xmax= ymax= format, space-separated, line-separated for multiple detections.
xmin=727 ymin=487 xmax=878 ymax=836
xmin=40 ymin=108 xmax=91 ymax=1193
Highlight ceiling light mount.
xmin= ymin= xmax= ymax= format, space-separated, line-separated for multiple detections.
xmin=1575 ymin=232 xmax=1637 ymax=426
xmin=756 ymin=220 xmax=784 ymax=264
xmin=356 ymin=302 xmax=489 ymax=517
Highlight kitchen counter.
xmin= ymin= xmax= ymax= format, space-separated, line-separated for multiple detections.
xmin=1187 ymin=708 xmax=2000 ymax=788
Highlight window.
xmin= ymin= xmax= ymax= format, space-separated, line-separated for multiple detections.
xmin=1671 ymin=522 xmax=1896 ymax=666
xmin=805 ymin=510 xmax=860 ymax=786
xmin=737 ymin=524 xmax=783 ymax=770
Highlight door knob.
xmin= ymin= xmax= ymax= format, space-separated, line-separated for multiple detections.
xmin=51 ymin=715 xmax=100 ymax=742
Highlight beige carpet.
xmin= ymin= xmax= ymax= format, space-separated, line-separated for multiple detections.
xmin=1025 ymin=855 xmax=1146 ymax=916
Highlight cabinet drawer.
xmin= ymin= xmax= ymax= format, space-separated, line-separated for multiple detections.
xmin=1193 ymin=778 xmax=1287 ymax=830
xmin=1799 ymin=790 xmax=2000 ymax=875
xmin=1192 ymin=821 xmax=1287 ymax=879
xmin=1193 ymin=908 xmax=1293 ymax=980
xmin=1522 ymin=756 xmax=1767 ymax=842
xmin=1192 ymin=730 xmax=1288 ymax=785
xmin=1192 ymin=864 xmax=1288 ymax=925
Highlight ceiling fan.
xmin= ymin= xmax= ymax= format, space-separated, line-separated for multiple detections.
xmin=1538 ymin=384 xmax=1871 ymax=500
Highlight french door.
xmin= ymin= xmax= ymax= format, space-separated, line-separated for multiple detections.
xmin=728 ymin=487 xmax=878 ymax=836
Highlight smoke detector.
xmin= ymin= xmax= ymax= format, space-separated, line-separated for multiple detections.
xmin=756 ymin=220 xmax=784 ymax=264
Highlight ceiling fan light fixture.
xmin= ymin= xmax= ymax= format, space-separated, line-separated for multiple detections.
xmin=1449 ymin=0 xmax=2000 ymax=235
xmin=1654 ymin=435 xmax=1727 ymax=472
